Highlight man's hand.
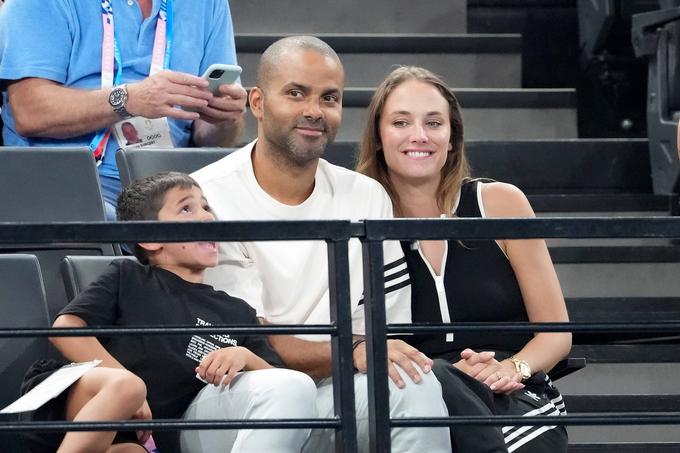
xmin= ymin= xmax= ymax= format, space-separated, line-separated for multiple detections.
xmin=353 ymin=339 xmax=433 ymax=389
xmin=196 ymin=346 xmax=253 ymax=387
xmin=196 ymin=83 xmax=247 ymax=126
xmin=126 ymin=70 xmax=213 ymax=121
xmin=453 ymin=348 xmax=524 ymax=395
xmin=133 ymin=399 xmax=153 ymax=443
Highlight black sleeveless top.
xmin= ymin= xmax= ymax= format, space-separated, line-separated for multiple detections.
xmin=402 ymin=180 xmax=532 ymax=362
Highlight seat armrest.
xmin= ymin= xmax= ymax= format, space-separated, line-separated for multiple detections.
xmin=548 ymin=357 xmax=587 ymax=381
xmin=632 ymin=7 xmax=680 ymax=57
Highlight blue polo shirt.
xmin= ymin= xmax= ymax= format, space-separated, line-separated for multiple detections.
xmin=0 ymin=0 xmax=237 ymax=199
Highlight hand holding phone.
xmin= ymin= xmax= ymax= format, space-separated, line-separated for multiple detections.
xmin=202 ymin=63 xmax=242 ymax=95
xmin=183 ymin=64 xmax=242 ymax=112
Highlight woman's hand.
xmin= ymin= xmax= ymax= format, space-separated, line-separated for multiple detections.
xmin=453 ymin=348 xmax=524 ymax=395
xmin=196 ymin=346 xmax=254 ymax=387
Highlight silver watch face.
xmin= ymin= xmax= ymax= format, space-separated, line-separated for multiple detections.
xmin=109 ymin=87 xmax=127 ymax=108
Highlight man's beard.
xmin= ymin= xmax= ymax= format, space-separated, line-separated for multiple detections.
xmin=266 ymin=118 xmax=337 ymax=167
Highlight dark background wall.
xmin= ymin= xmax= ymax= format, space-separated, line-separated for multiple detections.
xmin=467 ymin=0 xmax=650 ymax=138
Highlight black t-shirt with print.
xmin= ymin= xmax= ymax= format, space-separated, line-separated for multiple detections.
xmin=59 ymin=259 xmax=283 ymax=450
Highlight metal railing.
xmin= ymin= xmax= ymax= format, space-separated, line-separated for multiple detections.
xmin=1 ymin=217 xmax=680 ymax=452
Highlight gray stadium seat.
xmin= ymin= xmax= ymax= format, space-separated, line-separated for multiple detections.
xmin=0 ymin=254 xmax=50 ymax=452
xmin=0 ymin=147 xmax=108 ymax=222
xmin=0 ymin=148 xmax=118 ymax=319
xmin=61 ymin=255 xmax=138 ymax=301
xmin=116 ymin=147 xmax=236 ymax=187
xmin=115 ymin=143 xmax=360 ymax=188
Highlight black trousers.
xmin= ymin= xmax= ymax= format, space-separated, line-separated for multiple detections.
xmin=432 ymin=359 xmax=568 ymax=453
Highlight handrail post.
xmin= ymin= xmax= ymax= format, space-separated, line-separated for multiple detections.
xmin=361 ymin=237 xmax=391 ymax=453
xmin=327 ymin=238 xmax=358 ymax=453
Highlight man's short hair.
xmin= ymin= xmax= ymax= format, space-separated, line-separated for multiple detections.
xmin=116 ymin=171 xmax=200 ymax=264
xmin=256 ymin=35 xmax=342 ymax=90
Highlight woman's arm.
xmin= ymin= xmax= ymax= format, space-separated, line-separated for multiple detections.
xmin=481 ymin=182 xmax=572 ymax=374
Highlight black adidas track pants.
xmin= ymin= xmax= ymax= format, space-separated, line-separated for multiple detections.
xmin=432 ymin=359 xmax=568 ymax=453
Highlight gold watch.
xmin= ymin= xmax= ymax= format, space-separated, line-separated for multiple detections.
xmin=509 ymin=356 xmax=532 ymax=380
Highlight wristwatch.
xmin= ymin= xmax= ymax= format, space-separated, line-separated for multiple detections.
xmin=109 ymin=84 xmax=132 ymax=119
xmin=509 ymin=356 xmax=532 ymax=380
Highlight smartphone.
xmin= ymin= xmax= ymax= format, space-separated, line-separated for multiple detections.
xmin=201 ymin=63 xmax=242 ymax=95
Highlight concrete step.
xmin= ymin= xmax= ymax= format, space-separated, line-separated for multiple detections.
xmin=565 ymin=394 xmax=680 ymax=413
xmin=235 ymin=34 xmax=522 ymax=88
xmin=569 ymin=442 xmax=680 ymax=452
xmin=558 ymin=363 xmax=680 ymax=444
xmin=565 ymin=296 xmax=680 ymax=344
xmin=555 ymin=261 xmax=680 ymax=298
xmin=242 ymin=88 xmax=578 ymax=142
xmin=531 ymin=194 xmax=669 ymax=213
xmin=465 ymin=139 xmax=651 ymax=194
xmin=230 ymin=0 xmax=467 ymax=34
xmin=551 ymin=246 xmax=680 ymax=264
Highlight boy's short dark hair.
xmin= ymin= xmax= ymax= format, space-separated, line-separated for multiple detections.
xmin=116 ymin=172 xmax=200 ymax=264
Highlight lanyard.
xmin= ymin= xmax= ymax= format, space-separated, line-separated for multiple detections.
xmin=90 ymin=0 xmax=174 ymax=162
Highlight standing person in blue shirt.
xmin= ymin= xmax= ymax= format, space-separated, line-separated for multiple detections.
xmin=0 ymin=0 xmax=246 ymax=220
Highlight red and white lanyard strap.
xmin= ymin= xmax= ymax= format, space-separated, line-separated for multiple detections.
xmin=90 ymin=0 xmax=173 ymax=163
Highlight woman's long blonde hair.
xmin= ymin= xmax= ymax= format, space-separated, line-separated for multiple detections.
xmin=356 ymin=66 xmax=469 ymax=216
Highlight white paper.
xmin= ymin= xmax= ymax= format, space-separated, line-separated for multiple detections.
xmin=1 ymin=360 xmax=102 ymax=414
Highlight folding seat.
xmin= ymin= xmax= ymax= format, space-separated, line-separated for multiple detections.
xmin=115 ymin=142 xmax=359 ymax=188
xmin=116 ymin=147 xmax=236 ymax=187
xmin=0 ymin=147 xmax=118 ymax=318
xmin=0 ymin=254 xmax=50 ymax=452
xmin=61 ymin=255 xmax=138 ymax=301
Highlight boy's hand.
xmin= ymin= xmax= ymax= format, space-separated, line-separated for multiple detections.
xmin=196 ymin=346 xmax=253 ymax=387
xmin=133 ymin=400 xmax=152 ymax=443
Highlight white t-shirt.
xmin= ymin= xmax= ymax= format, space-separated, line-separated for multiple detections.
xmin=192 ymin=141 xmax=412 ymax=341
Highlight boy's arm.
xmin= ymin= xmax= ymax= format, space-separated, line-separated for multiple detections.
xmin=51 ymin=313 xmax=154 ymax=441
xmin=50 ymin=314 xmax=126 ymax=370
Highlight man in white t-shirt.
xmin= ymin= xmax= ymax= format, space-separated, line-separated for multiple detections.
xmin=192 ymin=36 xmax=450 ymax=452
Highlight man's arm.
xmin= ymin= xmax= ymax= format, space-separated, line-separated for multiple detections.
xmin=269 ymin=332 xmax=434 ymax=386
xmin=267 ymin=335 xmax=333 ymax=380
xmin=8 ymin=71 xmax=213 ymax=139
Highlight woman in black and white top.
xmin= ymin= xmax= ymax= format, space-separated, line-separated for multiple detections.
xmin=357 ymin=66 xmax=572 ymax=453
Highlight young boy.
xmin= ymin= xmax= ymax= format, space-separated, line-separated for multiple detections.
xmin=20 ymin=172 xmax=317 ymax=453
